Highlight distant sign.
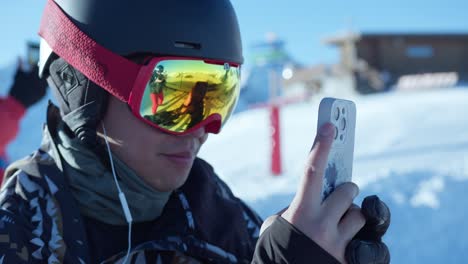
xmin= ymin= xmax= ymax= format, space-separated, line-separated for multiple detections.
xmin=396 ymin=72 xmax=458 ymax=91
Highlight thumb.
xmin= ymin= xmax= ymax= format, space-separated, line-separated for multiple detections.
xmin=14 ymin=57 xmax=25 ymax=78
xmin=355 ymin=195 xmax=391 ymax=242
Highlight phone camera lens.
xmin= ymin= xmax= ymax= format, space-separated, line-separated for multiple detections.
xmin=334 ymin=107 xmax=340 ymax=120
xmin=334 ymin=126 xmax=339 ymax=140
xmin=342 ymin=107 xmax=346 ymax=115
xmin=339 ymin=118 xmax=346 ymax=130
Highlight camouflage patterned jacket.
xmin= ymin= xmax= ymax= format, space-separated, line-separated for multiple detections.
xmin=0 ymin=106 xmax=262 ymax=263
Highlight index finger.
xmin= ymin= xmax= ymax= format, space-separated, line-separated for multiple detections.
xmin=17 ymin=57 xmax=24 ymax=72
xmin=294 ymin=123 xmax=336 ymax=210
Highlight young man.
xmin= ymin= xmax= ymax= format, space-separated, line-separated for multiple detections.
xmin=0 ymin=61 xmax=48 ymax=179
xmin=0 ymin=0 xmax=390 ymax=263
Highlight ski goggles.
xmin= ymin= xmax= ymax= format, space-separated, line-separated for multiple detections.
xmin=129 ymin=58 xmax=240 ymax=134
xmin=39 ymin=0 xmax=241 ymax=135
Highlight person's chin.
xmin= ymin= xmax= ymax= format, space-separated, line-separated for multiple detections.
xmin=142 ymin=155 xmax=194 ymax=191
xmin=155 ymin=165 xmax=192 ymax=192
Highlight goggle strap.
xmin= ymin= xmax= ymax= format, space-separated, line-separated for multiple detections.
xmin=39 ymin=0 xmax=141 ymax=102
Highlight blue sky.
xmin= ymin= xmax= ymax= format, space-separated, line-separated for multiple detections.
xmin=1 ymin=0 xmax=467 ymax=68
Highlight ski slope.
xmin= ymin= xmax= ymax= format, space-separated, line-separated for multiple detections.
xmin=199 ymin=87 xmax=468 ymax=263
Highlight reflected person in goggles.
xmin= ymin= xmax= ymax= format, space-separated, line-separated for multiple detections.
xmin=148 ymin=65 xmax=166 ymax=115
xmin=0 ymin=0 xmax=390 ymax=263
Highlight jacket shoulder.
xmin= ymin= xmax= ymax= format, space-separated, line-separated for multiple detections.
xmin=0 ymin=167 xmax=58 ymax=263
xmin=0 ymin=150 xmax=88 ymax=263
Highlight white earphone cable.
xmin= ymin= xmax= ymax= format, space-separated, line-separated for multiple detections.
xmin=101 ymin=123 xmax=133 ymax=264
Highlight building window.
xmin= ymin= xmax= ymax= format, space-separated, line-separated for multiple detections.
xmin=406 ymin=45 xmax=434 ymax=58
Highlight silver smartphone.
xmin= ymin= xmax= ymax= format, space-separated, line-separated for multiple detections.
xmin=317 ymin=97 xmax=356 ymax=200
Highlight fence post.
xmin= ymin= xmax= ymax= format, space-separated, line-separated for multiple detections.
xmin=270 ymin=104 xmax=282 ymax=175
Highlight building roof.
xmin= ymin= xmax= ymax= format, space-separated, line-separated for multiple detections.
xmin=324 ymin=31 xmax=468 ymax=46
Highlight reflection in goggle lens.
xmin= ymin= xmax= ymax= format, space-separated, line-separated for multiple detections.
xmin=140 ymin=60 xmax=240 ymax=133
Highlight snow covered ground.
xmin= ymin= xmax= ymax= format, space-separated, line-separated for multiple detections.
xmin=199 ymin=87 xmax=468 ymax=263
xmin=3 ymin=61 xmax=468 ymax=262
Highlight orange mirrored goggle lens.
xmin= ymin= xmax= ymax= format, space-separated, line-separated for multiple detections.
xmin=139 ymin=60 xmax=241 ymax=133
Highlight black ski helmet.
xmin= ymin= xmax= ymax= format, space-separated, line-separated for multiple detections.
xmin=39 ymin=0 xmax=243 ymax=145
xmin=39 ymin=0 xmax=243 ymax=77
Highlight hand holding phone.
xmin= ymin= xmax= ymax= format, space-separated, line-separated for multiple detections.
xmin=279 ymin=98 xmax=389 ymax=263
xmin=281 ymin=122 xmax=364 ymax=263
xmin=317 ymin=97 xmax=356 ymax=200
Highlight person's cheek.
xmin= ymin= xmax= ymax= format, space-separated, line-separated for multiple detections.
xmin=200 ymin=134 xmax=209 ymax=146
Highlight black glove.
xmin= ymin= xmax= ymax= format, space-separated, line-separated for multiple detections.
xmin=346 ymin=195 xmax=391 ymax=264
xmin=8 ymin=63 xmax=48 ymax=108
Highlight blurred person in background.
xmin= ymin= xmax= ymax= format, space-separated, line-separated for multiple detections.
xmin=0 ymin=0 xmax=389 ymax=263
xmin=0 ymin=58 xmax=48 ymax=180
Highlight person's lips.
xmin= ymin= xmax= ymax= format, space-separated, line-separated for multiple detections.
xmin=161 ymin=151 xmax=194 ymax=167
